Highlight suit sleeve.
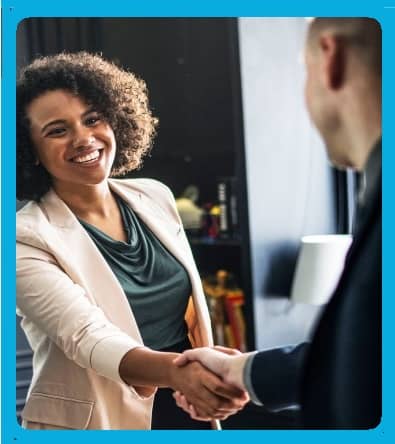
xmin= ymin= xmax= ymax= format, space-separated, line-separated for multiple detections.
xmin=16 ymin=241 xmax=142 ymax=386
xmin=248 ymin=342 xmax=310 ymax=410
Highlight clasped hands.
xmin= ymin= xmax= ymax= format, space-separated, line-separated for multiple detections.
xmin=170 ymin=346 xmax=250 ymax=421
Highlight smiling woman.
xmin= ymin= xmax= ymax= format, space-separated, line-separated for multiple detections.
xmin=17 ymin=52 xmax=157 ymax=202
xmin=16 ymin=52 xmax=249 ymax=430
xmin=26 ymin=90 xmax=117 ymax=194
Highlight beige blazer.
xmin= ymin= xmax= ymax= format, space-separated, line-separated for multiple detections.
xmin=16 ymin=178 xmax=214 ymax=430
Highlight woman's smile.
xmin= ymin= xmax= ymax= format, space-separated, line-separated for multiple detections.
xmin=69 ymin=148 xmax=104 ymax=165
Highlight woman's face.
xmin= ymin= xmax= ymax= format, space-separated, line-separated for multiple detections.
xmin=26 ymin=89 xmax=117 ymax=193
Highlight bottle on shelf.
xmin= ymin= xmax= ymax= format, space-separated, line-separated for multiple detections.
xmin=217 ymin=176 xmax=239 ymax=240
xmin=202 ymin=269 xmax=247 ymax=352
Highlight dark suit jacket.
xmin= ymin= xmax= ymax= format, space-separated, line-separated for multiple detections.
xmin=250 ymin=142 xmax=381 ymax=429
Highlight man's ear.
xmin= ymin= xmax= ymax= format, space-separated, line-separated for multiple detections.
xmin=319 ymin=34 xmax=345 ymax=90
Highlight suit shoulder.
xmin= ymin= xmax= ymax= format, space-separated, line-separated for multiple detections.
xmin=17 ymin=200 xmax=46 ymax=226
xmin=16 ymin=201 xmax=50 ymax=246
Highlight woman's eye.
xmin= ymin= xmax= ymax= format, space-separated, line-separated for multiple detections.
xmin=47 ymin=127 xmax=66 ymax=137
xmin=85 ymin=115 xmax=101 ymax=126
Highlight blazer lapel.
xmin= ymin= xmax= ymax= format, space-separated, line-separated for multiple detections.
xmin=40 ymin=189 xmax=144 ymax=341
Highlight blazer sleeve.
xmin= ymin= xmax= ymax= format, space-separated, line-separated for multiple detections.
xmin=249 ymin=342 xmax=310 ymax=411
xmin=16 ymin=241 xmax=142 ymax=386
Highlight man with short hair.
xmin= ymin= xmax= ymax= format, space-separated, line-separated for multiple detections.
xmin=174 ymin=18 xmax=382 ymax=428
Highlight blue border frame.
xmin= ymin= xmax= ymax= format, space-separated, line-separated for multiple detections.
xmin=2 ymin=0 xmax=394 ymax=442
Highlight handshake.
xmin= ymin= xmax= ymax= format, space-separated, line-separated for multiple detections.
xmin=170 ymin=346 xmax=255 ymax=421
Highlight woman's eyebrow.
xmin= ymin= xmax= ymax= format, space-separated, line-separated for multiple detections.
xmin=41 ymin=119 xmax=66 ymax=134
xmin=82 ymin=107 xmax=97 ymax=116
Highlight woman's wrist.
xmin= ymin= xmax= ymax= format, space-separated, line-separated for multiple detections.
xmin=119 ymin=346 xmax=179 ymax=388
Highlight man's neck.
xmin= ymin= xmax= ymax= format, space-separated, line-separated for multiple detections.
xmin=346 ymin=79 xmax=381 ymax=171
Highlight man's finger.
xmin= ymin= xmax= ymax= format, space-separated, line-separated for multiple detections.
xmin=174 ymin=392 xmax=215 ymax=421
xmin=213 ymin=345 xmax=242 ymax=356
xmin=173 ymin=349 xmax=205 ymax=366
xmin=173 ymin=353 xmax=190 ymax=366
xmin=173 ymin=391 xmax=190 ymax=412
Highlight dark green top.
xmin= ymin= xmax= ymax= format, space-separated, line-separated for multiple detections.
xmin=79 ymin=195 xmax=191 ymax=350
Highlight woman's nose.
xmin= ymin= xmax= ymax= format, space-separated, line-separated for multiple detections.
xmin=71 ymin=126 xmax=95 ymax=150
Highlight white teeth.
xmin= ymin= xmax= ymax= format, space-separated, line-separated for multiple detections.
xmin=72 ymin=150 xmax=100 ymax=163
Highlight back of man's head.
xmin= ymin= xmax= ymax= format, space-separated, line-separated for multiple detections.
xmin=308 ymin=18 xmax=381 ymax=77
xmin=305 ymin=18 xmax=381 ymax=170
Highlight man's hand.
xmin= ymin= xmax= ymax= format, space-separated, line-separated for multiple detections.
xmin=168 ymin=359 xmax=249 ymax=420
xmin=171 ymin=347 xmax=255 ymax=420
xmin=173 ymin=346 xmax=252 ymax=390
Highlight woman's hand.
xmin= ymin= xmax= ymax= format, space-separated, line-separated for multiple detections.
xmin=168 ymin=360 xmax=249 ymax=421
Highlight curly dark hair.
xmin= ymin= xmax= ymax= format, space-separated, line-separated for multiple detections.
xmin=17 ymin=51 xmax=158 ymax=201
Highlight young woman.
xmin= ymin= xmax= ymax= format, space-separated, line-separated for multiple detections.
xmin=16 ymin=52 xmax=248 ymax=430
